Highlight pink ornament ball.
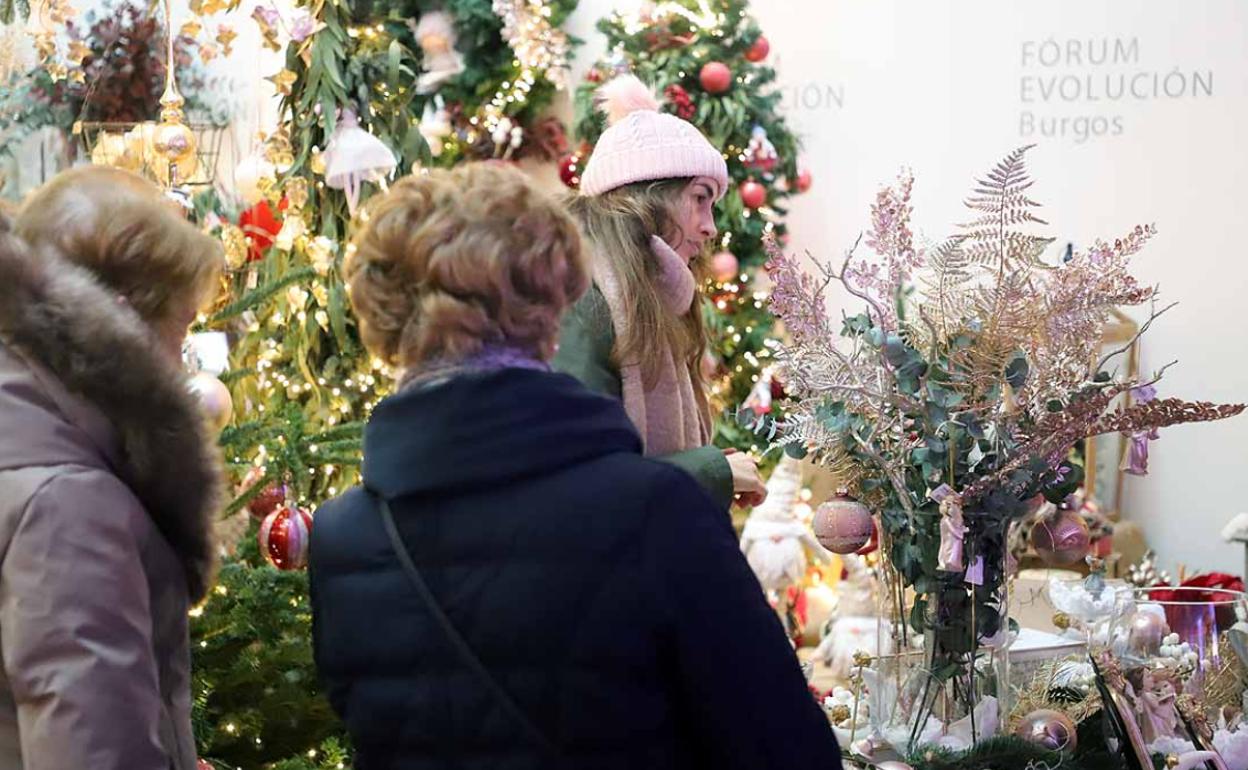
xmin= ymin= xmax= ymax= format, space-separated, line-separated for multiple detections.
xmin=699 ymin=61 xmax=733 ymax=94
xmin=710 ymin=251 xmax=739 ymax=282
xmin=1031 ymin=507 xmax=1091 ymax=567
xmin=259 ymin=504 xmax=313 ymax=571
xmin=813 ymin=492 xmax=874 ymax=554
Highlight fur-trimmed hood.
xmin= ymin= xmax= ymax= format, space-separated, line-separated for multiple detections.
xmin=0 ymin=232 xmax=221 ymax=601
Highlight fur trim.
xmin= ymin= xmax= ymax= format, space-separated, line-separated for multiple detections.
xmin=0 ymin=233 xmax=222 ymax=602
xmin=597 ymin=74 xmax=660 ymax=126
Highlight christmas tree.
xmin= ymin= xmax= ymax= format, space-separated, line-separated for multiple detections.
xmin=191 ymin=2 xmax=577 ymax=766
xmin=571 ymin=0 xmax=807 ymax=457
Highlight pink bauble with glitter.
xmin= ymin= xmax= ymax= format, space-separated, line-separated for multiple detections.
xmin=813 ymin=492 xmax=873 ymax=554
xmin=710 ymin=251 xmax=739 ymax=282
xmin=1031 ymin=507 xmax=1091 ymax=567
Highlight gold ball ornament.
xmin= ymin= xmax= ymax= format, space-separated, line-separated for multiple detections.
xmin=152 ymin=118 xmax=198 ymax=184
xmin=188 ymin=371 xmax=232 ymax=431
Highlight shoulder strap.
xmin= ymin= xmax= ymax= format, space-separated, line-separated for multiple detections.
xmin=372 ymin=492 xmax=560 ymax=758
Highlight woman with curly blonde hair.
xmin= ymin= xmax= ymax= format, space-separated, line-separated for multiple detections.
xmin=309 ymin=162 xmax=840 ymax=768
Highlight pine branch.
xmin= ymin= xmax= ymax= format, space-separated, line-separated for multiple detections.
xmin=211 ymin=267 xmax=318 ymax=323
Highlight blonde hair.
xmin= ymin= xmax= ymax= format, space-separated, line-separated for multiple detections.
xmin=346 ymin=163 xmax=588 ymax=369
xmin=567 ymin=179 xmax=710 ymax=398
xmin=16 ymin=166 xmax=222 ymax=321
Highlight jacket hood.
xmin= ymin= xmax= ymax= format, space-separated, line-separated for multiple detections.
xmin=362 ymin=367 xmax=642 ymax=500
xmin=0 ymin=234 xmax=223 ymax=602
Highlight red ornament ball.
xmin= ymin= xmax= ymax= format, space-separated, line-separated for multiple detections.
xmin=246 ymin=481 xmax=289 ymax=520
xmin=259 ymin=504 xmax=313 ymax=570
xmin=813 ymin=492 xmax=874 ymax=554
xmin=796 ymin=168 xmax=813 ymax=193
xmin=710 ymin=251 xmax=739 ymax=282
xmin=699 ymin=61 xmax=733 ymax=94
xmin=745 ymin=35 xmax=770 ymax=62
xmin=739 ymin=179 xmax=767 ymax=209
xmin=1031 ymin=507 xmax=1091 ymax=566
xmin=558 ymin=153 xmax=582 ymax=188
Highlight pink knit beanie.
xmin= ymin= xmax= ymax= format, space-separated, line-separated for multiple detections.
xmin=579 ymin=75 xmax=729 ymax=199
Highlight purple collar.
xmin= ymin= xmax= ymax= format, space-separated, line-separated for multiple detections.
xmin=400 ymin=344 xmax=549 ymax=390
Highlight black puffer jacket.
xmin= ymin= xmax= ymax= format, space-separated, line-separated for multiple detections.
xmin=309 ymin=366 xmax=841 ymax=770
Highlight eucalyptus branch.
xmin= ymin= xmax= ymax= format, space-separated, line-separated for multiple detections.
xmin=1095 ymin=297 xmax=1176 ymax=373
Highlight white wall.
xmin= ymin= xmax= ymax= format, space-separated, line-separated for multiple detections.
xmin=565 ymin=0 xmax=1248 ymax=575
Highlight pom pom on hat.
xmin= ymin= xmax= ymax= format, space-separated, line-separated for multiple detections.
xmin=597 ymin=74 xmax=661 ymax=126
xmin=581 ymin=73 xmax=729 ymax=198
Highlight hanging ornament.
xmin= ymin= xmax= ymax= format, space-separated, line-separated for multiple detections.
xmin=813 ymin=491 xmax=874 ymax=554
xmin=151 ymin=0 xmax=197 ymax=188
xmin=742 ymin=125 xmax=778 ymax=175
xmin=1030 ymin=505 xmax=1091 ymax=567
xmin=739 ymin=179 xmax=767 ymax=209
xmin=586 ymin=67 xmax=604 ymax=84
xmin=796 ymin=168 xmax=813 ymax=193
xmin=417 ymin=98 xmax=452 ymax=157
xmin=258 ymin=504 xmax=313 ymax=570
xmin=558 ymin=152 xmax=582 ymax=188
xmin=745 ymin=34 xmax=770 ymax=62
xmin=1014 ymin=709 xmax=1077 ymax=753
xmin=664 ymin=83 xmax=695 ymax=121
xmin=247 ymin=482 xmax=289 ymax=520
xmin=699 ymin=61 xmax=732 ymax=94
xmin=410 ymin=11 xmax=465 ymax=94
xmin=187 ymin=371 xmax=232 ymax=431
xmin=323 ymin=109 xmax=398 ymax=215
xmin=710 ymin=251 xmax=739 ymax=282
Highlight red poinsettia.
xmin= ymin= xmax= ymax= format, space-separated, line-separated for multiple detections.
xmin=238 ymin=198 xmax=288 ymax=261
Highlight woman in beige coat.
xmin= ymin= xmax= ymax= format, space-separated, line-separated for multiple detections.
xmin=0 ymin=167 xmax=223 ymax=769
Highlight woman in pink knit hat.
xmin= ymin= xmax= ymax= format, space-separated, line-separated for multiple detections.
xmin=554 ymin=74 xmax=766 ymax=512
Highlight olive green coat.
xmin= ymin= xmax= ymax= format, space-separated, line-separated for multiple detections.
xmin=553 ymin=287 xmax=733 ymax=510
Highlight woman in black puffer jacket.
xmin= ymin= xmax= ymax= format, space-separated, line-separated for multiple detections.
xmin=309 ymin=163 xmax=841 ymax=770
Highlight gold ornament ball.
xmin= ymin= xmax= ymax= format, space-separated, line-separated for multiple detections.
xmin=188 ymin=372 xmax=232 ymax=431
xmin=152 ymin=119 xmax=198 ymax=182
xmin=1014 ymin=708 xmax=1077 ymax=753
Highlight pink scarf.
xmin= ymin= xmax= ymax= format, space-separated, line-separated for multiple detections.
xmin=594 ymin=236 xmax=711 ymax=456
